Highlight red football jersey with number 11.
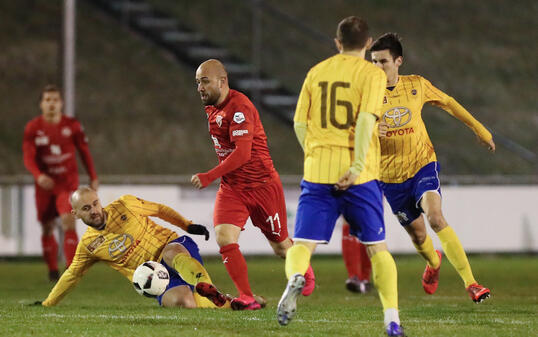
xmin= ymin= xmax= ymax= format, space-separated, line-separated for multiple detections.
xmin=204 ymin=89 xmax=275 ymax=189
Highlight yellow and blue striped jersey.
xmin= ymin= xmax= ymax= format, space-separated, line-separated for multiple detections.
xmin=379 ymin=75 xmax=492 ymax=183
xmin=294 ymin=53 xmax=387 ymax=184
xmin=43 ymin=195 xmax=192 ymax=306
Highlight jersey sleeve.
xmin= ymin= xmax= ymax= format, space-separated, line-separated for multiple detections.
xmin=72 ymin=120 xmax=98 ymax=180
xmin=358 ymin=68 xmax=387 ymax=119
xmin=121 ymin=195 xmax=192 ymax=231
xmin=421 ymin=77 xmax=492 ymax=142
xmin=42 ymin=242 xmax=96 ymax=306
xmin=420 ymin=77 xmax=451 ymax=106
xmin=294 ymin=71 xmax=312 ymax=124
xmin=228 ymin=103 xmax=255 ymax=144
xmin=22 ymin=122 xmax=42 ymax=180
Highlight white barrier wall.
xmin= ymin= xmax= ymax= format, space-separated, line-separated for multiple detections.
xmin=0 ymin=184 xmax=537 ymax=255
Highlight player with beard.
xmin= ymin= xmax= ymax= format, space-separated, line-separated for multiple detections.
xmin=38 ymin=186 xmax=235 ymax=309
xmin=191 ymin=59 xmax=315 ymax=310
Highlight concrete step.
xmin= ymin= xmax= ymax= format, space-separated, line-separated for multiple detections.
xmin=137 ymin=17 xmax=178 ymax=29
xmin=110 ymin=1 xmax=151 ymax=13
xmin=224 ymin=63 xmax=253 ymax=75
xmin=236 ymin=78 xmax=280 ymax=91
xmin=262 ymin=95 xmax=298 ymax=106
xmin=162 ymin=31 xmax=204 ymax=43
xmin=187 ymin=47 xmax=229 ymax=58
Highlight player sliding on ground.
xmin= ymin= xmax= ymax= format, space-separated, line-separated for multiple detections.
xmin=277 ymin=17 xmax=405 ymax=336
xmin=37 ymin=186 xmax=234 ymax=309
xmin=370 ymin=33 xmax=494 ymax=303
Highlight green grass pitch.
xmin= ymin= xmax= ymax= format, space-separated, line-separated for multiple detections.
xmin=1 ymin=254 xmax=536 ymax=336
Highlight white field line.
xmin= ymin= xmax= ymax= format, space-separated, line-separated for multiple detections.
xmin=11 ymin=313 xmax=524 ymax=326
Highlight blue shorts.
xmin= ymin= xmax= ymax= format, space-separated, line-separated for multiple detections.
xmin=380 ymin=161 xmax=441 ymax=226
xmin=156 ymin=235 xmax=203 ymax=305
xmin=294 ymin=179 xmax=385 ymax=244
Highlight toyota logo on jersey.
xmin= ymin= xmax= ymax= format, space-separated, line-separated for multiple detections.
xmin=108 ymin=234 xmax=134 ymax=259
xmin=383 ymin=107 xmax=412 ymax=128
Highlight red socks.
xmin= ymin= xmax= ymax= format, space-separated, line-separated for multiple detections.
xmin=357 ymin=239 xmax=371 ymax=281
xmin=219 ymin=243 xmax=254 ymax=299
xmin=41 ymin=235 xmax=58 ymax=272
xmin=63 ymin=229 xmax=78 ymax=267
xmin=342 ymin=223 xmax=371 ymax=281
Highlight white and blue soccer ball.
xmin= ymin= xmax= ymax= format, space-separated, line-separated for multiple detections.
xmin=132 ymin=261 xmax=170 ymax=298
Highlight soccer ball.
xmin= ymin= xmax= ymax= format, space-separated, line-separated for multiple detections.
xmin=132 ymin=261 xmax=170 ymax=298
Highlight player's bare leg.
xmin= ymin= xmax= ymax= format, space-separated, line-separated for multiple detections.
xmin=420 ymin=192 xmax=490 ymax=302
xmin=161 ymin=285 xmax=197 ymax=308
xmin=270 ymin=237 xmax=316 ymax=296
xmin=60 ymin=213 xmax=78 ymax=268
xmin=215 ymin=224 xmax=260 ymax=310
xmin=41 ymin=219 xmax=59 ymax=281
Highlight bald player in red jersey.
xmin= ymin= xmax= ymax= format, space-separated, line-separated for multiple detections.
xmin=191 ymin=59 xmax=314 ymax=310
xmin=23 ymin=85 xmax=99 ymax=281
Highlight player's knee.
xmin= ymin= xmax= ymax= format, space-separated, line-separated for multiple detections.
xmin=426 ymin=212 xmax=445 ymax=231
xmin=41 ymin=221 xmax=55 ymax=235
xmin=162 ymin=296 xmax=196 ymax=308
xmin=215 ymin=231 xmax=237 ymax=247
xmin=162 ymin=243 xmax=188 ymax=266
xmin=410 ymin=231 xmax=426 ymax=245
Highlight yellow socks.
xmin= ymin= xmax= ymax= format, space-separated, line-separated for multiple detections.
xmin=370 ymin=250 xmax=398 ymax=310
xmin=285 ymin=244 xmax=311 ymax=279
xmin=413 ymin=235 xmax=440 ymax=268
xmin=172 ymin=253 xmax=212 ymax=286
xmin=437 ymin=226 xmax=476 ymax=287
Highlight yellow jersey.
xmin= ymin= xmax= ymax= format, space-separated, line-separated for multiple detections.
xmin=294 ymin=53 xmax=387 ymax=184
xmin=379 ymin=75 xmax=492 ymax=183
xmin=43 ymin=195 xmax=192 ymax=306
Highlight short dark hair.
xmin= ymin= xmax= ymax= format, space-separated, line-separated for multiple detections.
xmin=336 ymin=16 xmax=369 ymax=51
xmin=39 ymin=84 xmax=61 ymax=101
xmin=370 ymin=33 xmax=403 ymax=60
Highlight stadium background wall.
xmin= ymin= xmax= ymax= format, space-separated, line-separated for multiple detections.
xmin=0 ymin=182 xmax=536 ymax=256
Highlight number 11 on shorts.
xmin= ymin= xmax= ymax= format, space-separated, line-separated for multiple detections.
xmin=266 ymin=213 xmax=282 ymax=236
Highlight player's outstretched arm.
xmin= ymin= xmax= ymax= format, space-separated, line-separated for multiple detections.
xmin=445 ymin=97 xmax=495 ymax=152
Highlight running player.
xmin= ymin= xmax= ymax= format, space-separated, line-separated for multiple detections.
xmin=192 ymin=59 xmax=315 ymax=310
xmin=277 ymin=17 xmax=404 ymax=336
xmin=370 ymin=33 xmax=494 ymax=303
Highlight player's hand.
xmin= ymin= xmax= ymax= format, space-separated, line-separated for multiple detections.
xmin=483 ymin=138 xmax=496 ymax=153
xmin=378 ymin=121 xmax=389 ymax=138
xmin=187 ymin=224 xmax=210 ymax=240
xmin=90 ymin=179 xmax=99 ymax=191
xmin=334 ymin=170 xmax=358 ymax=191
xmin=191 ymin=174 xmax=203 ymax=189
xmin=37 ymin=174 xmax=54 ymax=190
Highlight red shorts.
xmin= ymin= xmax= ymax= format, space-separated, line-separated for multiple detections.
xmin=35 ymin=185 xmax=74 ymax=223
xmin=213 ymin=174 xmax=288 ymax=243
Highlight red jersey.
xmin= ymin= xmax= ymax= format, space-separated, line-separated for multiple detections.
xmin=23 ymin=115 xmax=97 ymax=192
xmin=203 ymin=89 xmax=276 ymax=189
